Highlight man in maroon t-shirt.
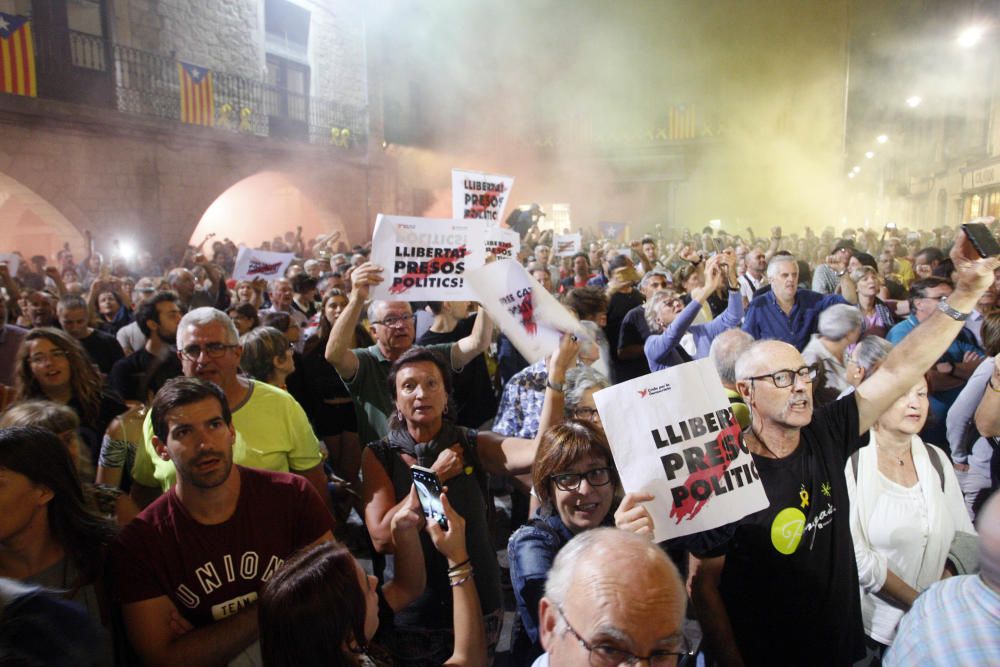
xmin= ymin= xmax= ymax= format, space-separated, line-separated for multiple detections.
xmin=112 ymin=377 xmax=333 ymax=665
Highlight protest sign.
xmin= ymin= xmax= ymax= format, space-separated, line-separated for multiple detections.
xmin=0 ymin=253 xmax=21 ymax=277
xmin=593 ymin=359 xmax=769 ymax=542
xmin=369 ymin=214 xmax=486 ymax=301
xmin=451 ymin=169 xmax=514 ymax=224
xmin=231 ymin=247 xmax=294 ymax=282
xmin=465 ymin=259 xmax=584 ymax=363
xmin=485 ymin=227 xmax=520 ymax=261
xmin=552 ymin=233 xmax=582 ymax=257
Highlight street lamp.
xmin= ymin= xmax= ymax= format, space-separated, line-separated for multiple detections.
xmin=876 ymin=134 xmax=889 ymax=144
xmin=906 ymin=95 xmax=922 ymax=108
xmin=957 ymin=25 xmax=987 ymax=49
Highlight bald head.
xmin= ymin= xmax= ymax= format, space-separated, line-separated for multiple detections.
xmin=540 ymin=528 xmax=686 ymax=665
xmin=978 ymin=492 xmax=1000 ymax=591
xmin=734 ymin=340 xmax=801 ymax=381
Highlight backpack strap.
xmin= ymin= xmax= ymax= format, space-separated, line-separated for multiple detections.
xmin=922 ymin=441 xmax=945 ymax=493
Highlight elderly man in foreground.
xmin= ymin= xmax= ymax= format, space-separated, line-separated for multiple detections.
xmin=690 ymin=232 xmax=999 ymax=666
xmin=534 ymin=528 xmax=688 ymax=666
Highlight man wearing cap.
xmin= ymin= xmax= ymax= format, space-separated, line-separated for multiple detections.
xmin=812 ymin=239 xmax=857 ymax=295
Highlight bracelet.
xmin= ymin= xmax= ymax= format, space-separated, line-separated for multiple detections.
xmin=449 ymin=573 xmax=474 ymax=588
xmin=448 ymin=565 xmax=473 ymax=580
xmin=989 ymin=377 xmax=1000 ymax=393
xmin=447 ymin=558 xmax=471 ymax=574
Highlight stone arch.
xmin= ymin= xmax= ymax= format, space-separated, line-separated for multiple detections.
xmin=189 ymin=171 xmax=350 ymax=255
xmin=0 ymin=171 xmax=87 ymax=261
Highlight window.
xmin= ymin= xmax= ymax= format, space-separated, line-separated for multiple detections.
xmin=265 ymin=0 xmax=310 ymax=50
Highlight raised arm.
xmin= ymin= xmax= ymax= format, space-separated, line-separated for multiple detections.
xmin=855 ymin=231 xmax=1000 ymax=434
xmin=325 ymin=262 xmax=382 ymax=381
xmin=452 ymin=306 xmax=493 ymax=369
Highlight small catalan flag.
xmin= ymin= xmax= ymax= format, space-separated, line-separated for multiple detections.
xmin=0 ymin=12 xmax=37 ymax=98
xmin=177 ymin=61 xmax=214 ymax=126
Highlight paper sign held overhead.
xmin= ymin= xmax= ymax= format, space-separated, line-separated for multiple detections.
xmin=593 ymin=360 xmax=769 ymax=542
xmin=231 ymin=248 xmax=294 ymax=281
xmin=452 ymin=169 xmax=514 ymax=224
xmin=465 ymin=259 xmax=584 ymax=364
xmin=369 ymin=214 xmax=486 ymax=302
xmin=485 ymin=227 xmax=521 ymax=262
xmin=0 ymin=253 xmax=22 ymax=278
xmin=552 ymin=233 xmax=582 ymax=257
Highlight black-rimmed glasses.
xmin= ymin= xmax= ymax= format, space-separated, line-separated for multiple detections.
xmin=747 ymin=364 xmax=818 ymax=389
xmin=551 ymin=467 xmax=612 ymax=492
xmin=573 ymin=406 xmax=602 ymax=423
xmin=555 ymin=604 xmax=690 ymax=666
xmin=371 ymin=313 xmax=414 ymax=328
xmin=180 ymin=343 xmax=237 ymax=360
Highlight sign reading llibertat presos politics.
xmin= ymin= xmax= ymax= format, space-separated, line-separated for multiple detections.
xmin=369 ymin=214 xmax=487 ymax=302
xmin=465 ymin=259 xmax=585 ymax=364
xmin=485 ymin=227 xmax=521 ymax=261
xmin=552 ymin=233 xmax=582 ymax=257
xmin=593 ymin=359 xmax=769 ymax=542
xmin=231 ymin=247 xmax=295 ymax=282
xmin=451 ymin=168 xmax=514 ymax=224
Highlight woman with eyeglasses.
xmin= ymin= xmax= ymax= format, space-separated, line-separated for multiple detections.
xmin=361 ymin=338 xmax=573 ymax=663
xmin=13 ymin=328 xmax=128 ymax=476
xmin=507 ymin=420 xmax=656 ymax=664
xmin=239 ymin=326 xmax=296 ymax=391
xmin=227 ymin=301 xmax=260 ymax=336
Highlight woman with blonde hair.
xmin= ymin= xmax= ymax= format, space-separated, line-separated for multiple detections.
xmin=240 ymin=326 xmax=296 ymax=390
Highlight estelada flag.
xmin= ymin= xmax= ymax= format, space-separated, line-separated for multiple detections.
xmin=177 ymin=61 xmax=214 ymax=126
xmin=598 ymin=221 xmax=626 ymax=241
xmin=0 ymin=12 xmax=37 ymax=98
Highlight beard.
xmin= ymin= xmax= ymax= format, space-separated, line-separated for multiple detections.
xmin=158 ymin=330 xmax=177 ymax=346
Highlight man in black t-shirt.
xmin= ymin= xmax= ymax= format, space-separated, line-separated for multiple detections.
xmin=689 ymin=235 xmax=999 ymax=666
xmin=56 ymin=295 xmax=123 ymax=375
xmin=110 ymin=292 xmax=183 ymax=403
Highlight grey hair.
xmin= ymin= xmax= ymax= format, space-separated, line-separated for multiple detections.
xmin=576 ymin=320 xmax=605 ymax=360
xmin=366 ymin=300 xmax=412 ymax=326
xmin=852 ymin=335 xmax=893 ymax=374
xmin=710 ymin=329 xmax=755 ymax=384
xmin=644 ymin=289 xmax=678 ymax=333
xmin=734 ymin=340 xmax=775 ymax=381
xmin=270 ymin=276 xmax=291 ymax=290
xmin=564 ymin=365 xmax=610 ymax=413
xmin=817 ymin=304 xmax=863 ymax=341
xmin=177 ymin=307 xmax=240 ymax=348
xmin=766 ymin=254 xmax=798 ymax=280
xmin=640 ymin=269 xmax=670 ymax=290
xmin=850 ymin=266 xmax=879 ymax=284
xmin=534 ymin=244 xmax=550 ymax=253
xmin=166 ymin=267 xmax=191 ymax=286
xmin=544 ymin=528 xmax=681 ymax=607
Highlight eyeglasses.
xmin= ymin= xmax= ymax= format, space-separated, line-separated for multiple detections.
xmin=180 ymin=343 xmax=237 ymax=360
xmin=372 ymin=313 xmax=414 ymax=328
xmin=748 ymin=364 xmax=818 ymax=389
xmin=555 ymin=604 xmax=690 ymax=666
xmin=29 ymin=350 xmax=69 ymax=365
xmin=551 ymin=467 xmax=612 ymax=492
xmin=573 ymin=407 xmax=602 ymax=423
xmin=917 ymin=294 xmax=949 ymax=303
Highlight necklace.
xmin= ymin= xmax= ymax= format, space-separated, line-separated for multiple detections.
xmin=878 ymin=445 xmax=907 ymax=466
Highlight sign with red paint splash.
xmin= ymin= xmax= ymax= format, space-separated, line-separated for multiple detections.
xmin=451 ymin=169 xmax=514 ymax=224
xmin=465 ymin=259 xmax=586 ymax=363
xmin=231 ymin=247 xmax=294 ymax=281
xmin=485 ymin=227 xmax=520 ymax=261
xmin=593 ymin=359 xmax=769 ymax=542
xmin=552 ymin=233 xmax=582 ymax=257
xmin=369 ymin=214 xmax=487 ymax=302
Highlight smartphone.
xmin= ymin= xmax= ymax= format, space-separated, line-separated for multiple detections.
xmin=411 ymin=465 xmax=448 ymax=529
xmin=962 ymin=222 xmax=1000 ymax=258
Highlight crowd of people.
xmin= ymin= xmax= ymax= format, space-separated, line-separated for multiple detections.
xmin=1 ymin=219 xmax=999 ymax=666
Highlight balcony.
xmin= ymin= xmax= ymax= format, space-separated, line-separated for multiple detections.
xmin=27 ymin=28 xmax=367 ymax=148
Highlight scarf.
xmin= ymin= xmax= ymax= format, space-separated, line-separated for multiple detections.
xmin=385 ymin=419 xmax=468 ymax=468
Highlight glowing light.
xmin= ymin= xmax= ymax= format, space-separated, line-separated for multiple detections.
xmin=876 ymin=134 xmax=889 ymax=144
xmin=852 ymin=166 xmax=861 ymax=174
xmin=906 ymin=95 xmax=922 ymax=108
xmin=709 ymin=219 xmax=722 ymax=229
xmin=848 ymin=172 xmax=855 ymax=179
xmin=865 ymin=151 xmax=875 ymax=159
xmin=118 ymin=242 xmax=136 ymax=260
xmin=957 ymin=25 xmax=987 ymax=49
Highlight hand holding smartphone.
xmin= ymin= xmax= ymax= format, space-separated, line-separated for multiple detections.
xmin=411 ymin=465 xmax=448 ymax=529
xmin=962 ymin=221 xmax=1000 ymax=258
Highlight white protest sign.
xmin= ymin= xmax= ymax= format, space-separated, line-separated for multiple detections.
xmin=485 ymin=227 xmax=520 ymax=261
xmin=0 ymin=253 xmax=21 ymax=277
xmin=231 ymin=247 xmax=294 ymax=282
xmin=369 ymin=214 xmax=486 ymax=302
xmin=552 ymin=233 xmax=582 ymax=257
xmin=451 ymin=168 xmax=514 ymax=224
xmin=594 ymin=359 xmax=769 ymax=542
xmin=465 ymin=259 xmax=584 ymax=363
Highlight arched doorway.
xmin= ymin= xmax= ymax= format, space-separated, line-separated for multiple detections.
xmin=0 ymin=172 xmax=86 ymax=261
xmin=189 ymin=171 xmax=348 ymax=256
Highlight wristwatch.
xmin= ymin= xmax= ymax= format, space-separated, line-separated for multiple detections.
xmin=937 ymin=297 xmax=971 ymax=322
xmin=546 ymin=378 xmax=565 ymax=392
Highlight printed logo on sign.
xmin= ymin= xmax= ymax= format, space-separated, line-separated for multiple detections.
xmin=556 ymin=241 xmax=575 ymax=253
xmin=247 ymin=259 xmax=282 ymax=276
xmin=638 ymin=382 xmax=672 ymax=397
xmin=770 ymin=507 xmax=806 ymax=555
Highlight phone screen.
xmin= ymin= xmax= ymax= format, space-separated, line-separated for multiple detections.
xmin=411 ymin=466 xmax=447 ymax=528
